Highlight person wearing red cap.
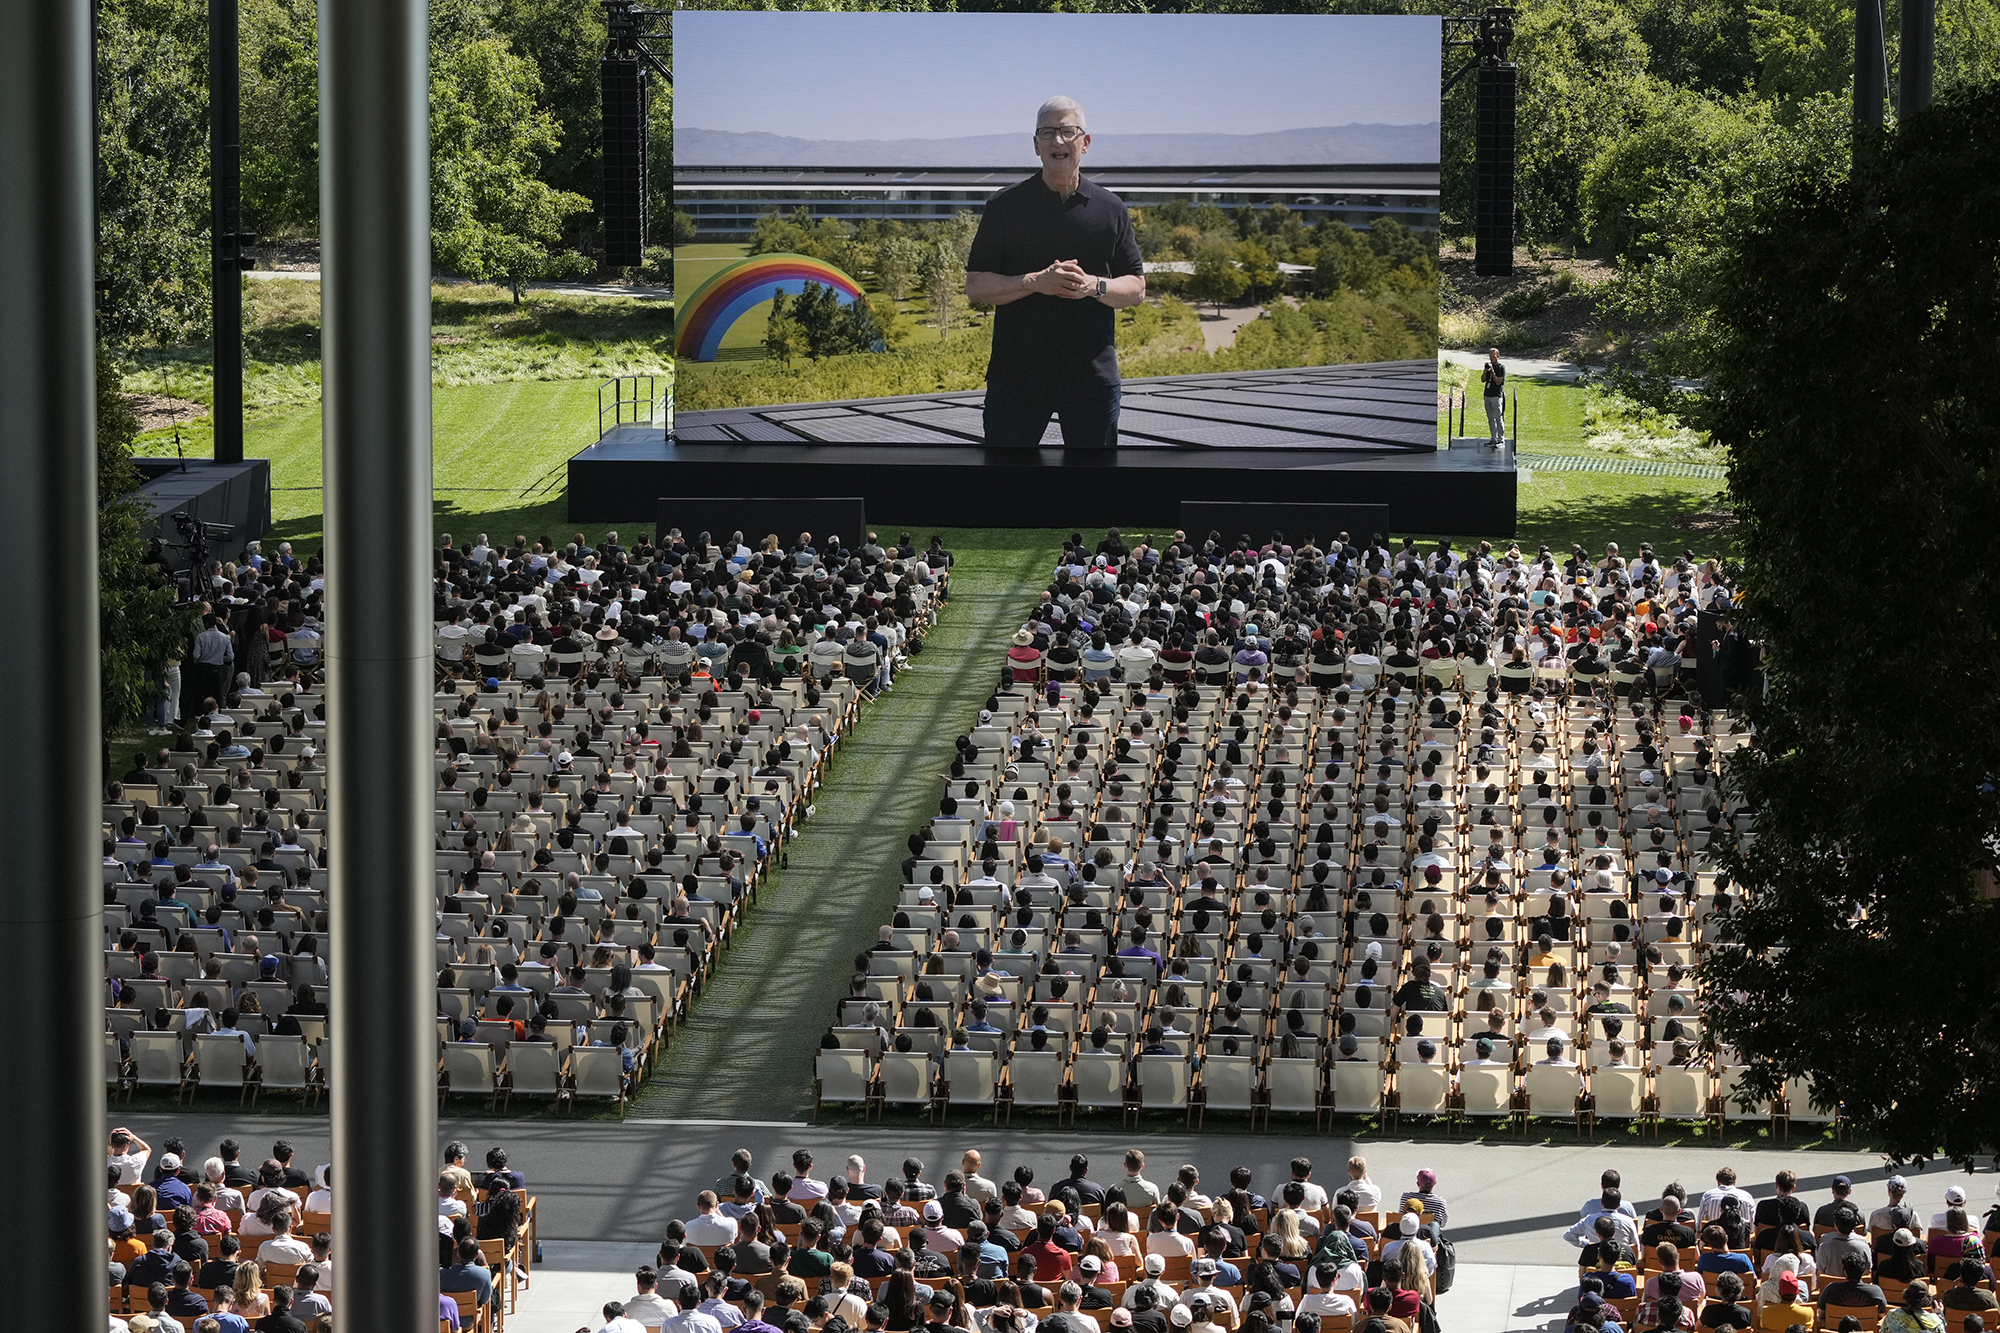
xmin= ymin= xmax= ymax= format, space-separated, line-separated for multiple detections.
xmin=1756 ymin=1271 xmax=1813 ymax=1330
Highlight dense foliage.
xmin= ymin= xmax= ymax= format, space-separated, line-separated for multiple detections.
xmin=1697 ymin=84 xmax=2000 ymax=1164
xmin=96 ymin=0 xmax=614 ymax=348
xmin=763 ymin=281 xmax=885 ymax=364
xmin=430 ymin=0 xmax=594 ymax=300
xmin=97 ymin=0 xmax=212 ymax=349
xmin=96 ymin=348 xmax=200 ymax=730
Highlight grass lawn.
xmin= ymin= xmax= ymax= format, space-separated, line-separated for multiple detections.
xmin=125 ymin=278 xmax=670 ymax=418
xmin=177 ymin=378 xmax=598 ymax=539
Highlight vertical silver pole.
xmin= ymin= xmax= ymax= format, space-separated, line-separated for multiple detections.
xmin=0 ymin=0 xmax=105 ymax=1320
xmin=321 ymin=0 xmax=437 ymax=1324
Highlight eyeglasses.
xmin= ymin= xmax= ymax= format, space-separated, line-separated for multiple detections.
xmin=1034 ymin=125 xmax=1086 ymax=143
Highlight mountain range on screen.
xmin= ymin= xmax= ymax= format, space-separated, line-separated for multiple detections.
xmin=675 ymin=123 xmax=1441 ymax=167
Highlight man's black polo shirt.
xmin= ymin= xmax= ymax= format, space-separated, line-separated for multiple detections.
xmin=967 ymin=171 xmax=1143 ymax=387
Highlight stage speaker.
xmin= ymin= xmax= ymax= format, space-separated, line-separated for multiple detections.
xmin=1475 ymin=60 xmax=1517 ymax=277
xmin=601 ymin=55 xmax=649 ymax=268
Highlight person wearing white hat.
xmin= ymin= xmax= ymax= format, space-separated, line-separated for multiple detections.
xmin=1930 ymin=1186 xmax=1972 ymax=1231
xmin=1122 ymin=1253 xmax=1178 ymax=1309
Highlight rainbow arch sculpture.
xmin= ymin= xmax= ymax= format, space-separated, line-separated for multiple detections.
xmin=673 ymin=253 xmax=866 ymax=361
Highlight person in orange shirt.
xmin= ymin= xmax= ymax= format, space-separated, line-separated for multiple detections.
xmin=111 ymin=1206 xmax=148 ymax=1270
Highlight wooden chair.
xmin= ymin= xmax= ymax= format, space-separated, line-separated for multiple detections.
xmin=480 ymin=1234 xmax=521 ymax=1313
xmin=443 ymin=1286 xmax=495 ymax=1333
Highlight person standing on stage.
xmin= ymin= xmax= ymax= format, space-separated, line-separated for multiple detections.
xmin=1481 ymin=347 xmax=1508 ymax=444
xmin=966 ymin=96 xmax=1146 ymax=450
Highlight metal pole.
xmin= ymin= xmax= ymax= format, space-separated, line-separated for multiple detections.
xmin=211 ymin=0 xmax=244 ymax=465
xmin=1856 ymin=0 xmax=1887 ymax=130
xmin=1899 ymin=0 xmax=1934 ymax=116
xmin=0 ymin=0 xmax=106 ymax=1323
xmin=320 ymin=0 xmax=437 ymax=1324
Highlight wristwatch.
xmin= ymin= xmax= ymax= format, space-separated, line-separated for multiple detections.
xmin=1096 ymin=277 xmax=1107 ymax=298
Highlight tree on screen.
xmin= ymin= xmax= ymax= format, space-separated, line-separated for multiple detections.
xmin=918 ymin=239 xmax=967 ymax=338
xmin=763 ymin=290 xmax=805 ymax=367
xmin=1238 ymin=241 xmax=1279 ymax=303
xmin=1187 ymin=240 xmax=1247 ymax=316
xmin=874 ymin=235 xmax=921 ymax=302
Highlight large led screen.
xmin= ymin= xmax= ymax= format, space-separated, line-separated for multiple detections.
xmin=672 ymin=11 xmax=1441 ymax=452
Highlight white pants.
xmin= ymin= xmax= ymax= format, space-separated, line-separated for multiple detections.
xmin=1484 ymin=394 xmax=1506 ymax=442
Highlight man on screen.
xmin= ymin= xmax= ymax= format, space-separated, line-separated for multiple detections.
xmin=966 ymin=96 xmax=1146 ymax=449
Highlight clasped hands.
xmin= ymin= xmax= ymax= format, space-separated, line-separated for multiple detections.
xmin=1032 ymin=259 xmax=1098 ymax=300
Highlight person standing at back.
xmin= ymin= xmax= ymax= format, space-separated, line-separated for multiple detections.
xmin=1481 ymin=348 xmax=1507 ymax=444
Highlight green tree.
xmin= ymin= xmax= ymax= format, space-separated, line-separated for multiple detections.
xmin=748 ymin=208 xmax=817 ymax=257
xmin=835 ymin=292 xmax=885 ymax=354
xmin=916 ymin=237 xmax=966 ymax=337
xmin=96 ymin=347 xmax=199 ymax=728
xmin=1624 ymin=0 xmax=1757 ymax=93
xmin=1310 ymin=222 xmax=1385 ymax=297
xmin=1362 ymin=216 xmax=1433 ymax=269
xmin=672 ymin=210 xmax=699 ymax=246
xmin=1597 ymin=92 xmax=1850 ymax=386
xmin=239 ymin=0 xmax=321 ymax=240
xmin=483 ymin=0 xmax=607 ymax=227
xmin=1238 ymin=240 xmax=1279 ymax=303
xmin=762 ymin=289 xmax=805 ymax=366
xmin=1698 ymin=84 xmax=2000 ymax=1165
xmin=1187 ymin=239 xmax=1247 ymax=315
xmin=868 ymin=292 xmax=912 ymax=347
xmin=428 ymin=7 xmax=593 ymax=301
xmin=1514 ymin=0 xmax=1656 ymax=241
xmin=95 ymin=0 xmax=211 ymax=351
xmin=874 ymin=234 xmax=921 ymax=301
xmin=1578 ymin=87 xmax=1762 ymax=260
xmin=791 ymin=280 xmax=841 ymax=359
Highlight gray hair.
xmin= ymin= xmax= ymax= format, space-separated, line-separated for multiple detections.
xmin=1037 ymin=96 xmax=1086 ymax=129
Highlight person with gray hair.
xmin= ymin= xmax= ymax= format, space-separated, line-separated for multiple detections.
xmin=965 ymin=95 xmax=1145 ymax=449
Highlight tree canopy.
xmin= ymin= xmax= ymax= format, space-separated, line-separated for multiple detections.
xmin=1697 ymin=82 xmax=2000 ymax=1165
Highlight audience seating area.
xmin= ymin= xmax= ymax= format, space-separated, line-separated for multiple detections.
xmin=817 ymin=531 xmax=1792 ymax=1131
xmin=105 ymin=1126 xmax=536 ymax=1332
xmin=1557 ymin=1168 xmax=2000 ymax=1333
xmin=569 ymin=1146 xmax=2000 ymax=1333
xmin=102 ymin=527 xmax=947 ymax=1118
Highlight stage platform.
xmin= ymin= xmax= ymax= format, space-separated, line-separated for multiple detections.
xmin=575 ymin=359 xmax=1513 ymax=532
xmin=570 ymin=432 xmax=1514 ymax=532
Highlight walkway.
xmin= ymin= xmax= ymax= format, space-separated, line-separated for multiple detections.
xmin=1516 ymin=452 xmax=1726 ymax=480
xmin=630 ymin=535 xmax=1058 ymax=1121
xmin=113 ymin=1110 xmax=1993 ymax=1264
xmin=1439 ymin=348 xmax=1705 ymax=392
xmin=1440 ymin=348 xmax=1591 ymax=383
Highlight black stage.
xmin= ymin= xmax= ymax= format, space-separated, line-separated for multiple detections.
xmin=573 ymin=361 xmax=1514 ymax=532
xmin=134 ymin=458 xmax=272 ymax=545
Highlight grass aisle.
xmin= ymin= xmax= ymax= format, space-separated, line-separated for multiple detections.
xmin=632 ymin=531 xmax=1058 ymax=1121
